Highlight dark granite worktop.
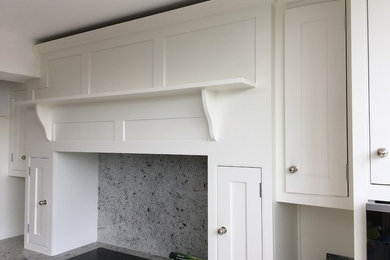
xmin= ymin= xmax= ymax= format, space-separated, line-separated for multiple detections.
xmin=0 ymin=236 xmax=169 ymax=260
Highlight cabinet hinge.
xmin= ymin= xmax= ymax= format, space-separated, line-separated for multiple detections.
xmin=346 ymin=164 xmax=349 ymax=181
xmin=10 ymin=153 xmax=13 ymax=162
xmin=27 ymin=224 xmax=29 ymax=233
xmin=259 ymin=183 xmax=262 ymax=198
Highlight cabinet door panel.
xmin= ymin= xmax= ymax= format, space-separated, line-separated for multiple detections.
xmin=217 ymin=166 xmax=262 ymax=260
xmin=90 ymin=40 xmax=153 ymax=93
xmin=0 ymin=117 xmax=9 ymax=175
xmin=368 ymin=0 xmax=390 ymax=184
xmin=284 ymin=0 xmax=347 ymax=196
xmin=9 ymin=105 xmax=26 ymax=177
xmin=35 ymin=54 xmax=83 ymax=99
xmin=27 ymin=158 xmax=51 ymax=249
xmin=165 ymin=19 xmax=256 ymax=85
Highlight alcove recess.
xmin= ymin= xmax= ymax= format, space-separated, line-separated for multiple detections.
xmin=15 ymin=78 xmax=256 ymax=142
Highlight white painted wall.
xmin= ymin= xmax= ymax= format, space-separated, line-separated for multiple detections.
xmin=52 ymin=152 xmax=98 ymax=255
xmin=298 ymin=206 xmax=354 ymax=260
xmin=0 ymin=31 xmax=39 ymax=83
xmin=0 ymin=85 xmax=25 ymax=240
xmin=274 ymin=203 xmax=298 ymax=260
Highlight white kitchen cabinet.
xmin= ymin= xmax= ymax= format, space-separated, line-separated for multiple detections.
xmin=9 ymin=93 xmax=27 ymax=177
xmin=284 ymin=0 xmax=348 ymax=196
xmin=25 ymin=153 xmax=98 ymax=256
xmin=18 ymin=2 xmax=272 ymax=258
xmin=217 ymin=166 xmax=262 ymax=260
xmin=368 ymin=0 xmax=390 ymax=185
xmin=26 ymin=157 xmax=52 ymax=255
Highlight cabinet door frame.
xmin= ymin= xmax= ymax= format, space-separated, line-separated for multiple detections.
xmin=368 ymin=0 xmax=390 ymax=185
xmin=9 ymin=105 xmax=26 ymax=177
xmin=25 ymin=157 xmax=53 ymax=255
xmin=284 ymin=0 xmax=348 ymax=197
xmin=217 ymin=166 xmax=262 ymax=260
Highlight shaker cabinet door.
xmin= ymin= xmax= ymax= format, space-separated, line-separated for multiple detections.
xmin=368 ymin=0 xmax=390 ymax=185
xmin=27 ymin=158 xmax=52 ymax=251
xmin=217 ymin=166 xmax=262 ymax=260
xmin=9 ymin=105 xmax=26 ymax=177
xmin=284 ymin=0 xmax=348 ymax=196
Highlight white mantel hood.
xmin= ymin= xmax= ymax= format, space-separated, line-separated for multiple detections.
xmin=29 ymin=78 xmax=255 ymax=144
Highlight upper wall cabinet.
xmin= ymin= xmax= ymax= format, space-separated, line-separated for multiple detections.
xmin=29 ymin=8 xmax=259 ymax=101
xmin=368 ymin=0 xmax=390 ymax=185
xmin=284 ymin=0 xmax=348 ymax=196
xmin=9 ymin=88 xmax=28 ymax=177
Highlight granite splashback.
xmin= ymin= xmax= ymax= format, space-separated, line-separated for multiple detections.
xmin=98 ymin=154 xmax=208 ymax=259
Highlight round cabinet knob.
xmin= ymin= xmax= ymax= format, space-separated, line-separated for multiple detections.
xmin=38 ymin=200 xmax=47 ymax=206
xmin=21 ymin=155 xmax=26 ymax=160
xmin=288 ymin=166 xmax=298 ymax=174
xmin=217 ymin=226 xmax=227 ymax=235
xmin=377 ymin=148 xmax=389 ymax=158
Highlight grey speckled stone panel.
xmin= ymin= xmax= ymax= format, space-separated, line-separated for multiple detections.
xmin=98 ymin=154 xmax=208 ymax=259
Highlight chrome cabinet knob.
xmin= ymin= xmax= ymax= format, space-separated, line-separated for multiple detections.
xmin=217 ymin=226 xmax=227 ymax=235
xmin=377 ymin=148 xmax=389 ymax=158
xmin=21 ymin=155 xmax=26 ymax=160
xmin=288 ymin=166 xmax=298 ymax=173
xmin=38 ymin=200 xmax=47 ymax=206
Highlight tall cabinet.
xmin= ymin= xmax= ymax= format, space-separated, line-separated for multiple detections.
xmin=276 ymin=1 xmax=353 ymax=259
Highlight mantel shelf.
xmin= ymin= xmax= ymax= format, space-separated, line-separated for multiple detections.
xmin=14 ymin=78 xmax=257 ymax=106
xmin=23 ymin=78 xmax=257 ymax=142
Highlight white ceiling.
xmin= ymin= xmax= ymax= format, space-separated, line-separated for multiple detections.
xmin=0 ymin=0 xmax=203 ymax=43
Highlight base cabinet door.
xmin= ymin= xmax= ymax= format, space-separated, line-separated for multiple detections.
xmin=368 ymin=0 xmax=390 ymax=185
xmin=217 ymin=166 xmax=262 ymax=260
xmin=26 ymin=157 xmax=52 ymax=254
